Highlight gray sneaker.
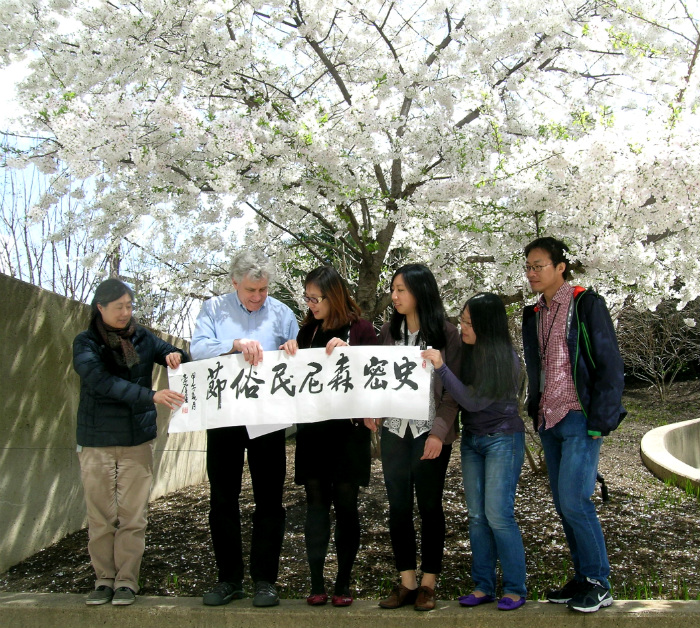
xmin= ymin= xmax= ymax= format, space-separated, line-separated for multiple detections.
xmin=253 ymin=581 xmax=280 ymax=607
xmin=203 ymin=581 xmax=245 ymax=606
xmin=112 ymin=587 xmax=136 ymax=606
xmin=85 ymin=585 xmax=114 ymax=606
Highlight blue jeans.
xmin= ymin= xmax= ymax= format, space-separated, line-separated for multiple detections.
xmin=461 ymin=431 xmax=526 ymax=598
xmin=539 ymin=411 xmax=610 ymax=589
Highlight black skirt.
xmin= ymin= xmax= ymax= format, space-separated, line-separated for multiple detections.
xmin=294 ymin=419 xmax=371 ymax=486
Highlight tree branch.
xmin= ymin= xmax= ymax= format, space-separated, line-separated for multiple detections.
xmin=364 ymin=3 xmax=406 ymax=75
xmin=304 ymin=37 xmax=353 ymax=105
xmin=245 ymin=201 xmax=327 ymax=265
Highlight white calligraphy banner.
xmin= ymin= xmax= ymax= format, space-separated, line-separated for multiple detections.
xmin=167 ymin=345 xmax=432 ymax=433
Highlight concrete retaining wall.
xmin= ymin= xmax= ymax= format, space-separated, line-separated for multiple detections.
xmin=0 ymin=273 xmax=207 ymax=573
xmin=640 ymin=418 xmax=700 ymax=490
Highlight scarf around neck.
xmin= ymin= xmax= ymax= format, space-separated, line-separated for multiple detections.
xmin=95 ymin=316 xmax=141 ymax=368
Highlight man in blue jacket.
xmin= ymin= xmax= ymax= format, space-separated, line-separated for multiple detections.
xmin=521 ymin=237 xmax=625 ymax=613
xmin=191 ymin=249 xmax=299 ymax=608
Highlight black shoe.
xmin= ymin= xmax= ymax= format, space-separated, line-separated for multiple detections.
xmin=253 ymin=581 xmax=280 ymax=607
xmin=567 ymin=578 xmax=613 ymax=613
xmin=203 ymin=581 xmax=244 ymax=606
xmin=546 ymin=578 xmax=587 ymax=603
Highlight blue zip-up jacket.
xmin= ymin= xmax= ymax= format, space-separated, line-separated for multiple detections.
xmin=522 ymin=286 xmax=626 ymax=436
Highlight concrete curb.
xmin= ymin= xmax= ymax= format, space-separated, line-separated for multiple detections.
xmin=2 ymin=593 xmax=700 ymax=628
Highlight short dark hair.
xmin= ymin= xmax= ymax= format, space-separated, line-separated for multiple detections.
xmin=524 ymin=236 xmax=572 ymax=280
xmin=91 ymin=279 xmax=134 ymax=318
xmin=301 ymin=266 xmax=361 ymax=330
xmin=389 ymin=264 xmax=447 ymax=350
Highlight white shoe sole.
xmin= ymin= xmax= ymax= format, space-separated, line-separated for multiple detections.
xmin=568 ymin=596 xmax=613 ymax=612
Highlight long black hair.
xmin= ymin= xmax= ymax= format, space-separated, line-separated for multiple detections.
xmin=460 ymin=292 xmax=518 ymax=400
xmin=388 ymin=264 xmax=447 ymax=350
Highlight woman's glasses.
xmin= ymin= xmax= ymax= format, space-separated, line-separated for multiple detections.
xmin=303 ymin=295 xmax=326 ymax=304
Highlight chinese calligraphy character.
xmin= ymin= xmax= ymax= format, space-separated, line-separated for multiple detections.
xmin=190 ymin=373 xmax=197 ymax=410
xmin=299 ymin=362 xmax=323 ymax=394
xmin=363 ymin=356 xmax=388 ymax=390
xmin=230 ymin=366 xmax=265 ymax=399
xmin=393 ymin=356 xmax=418 ymax=391
xmin=270 ymin=363 xmax=297 ymax=396
xmin=206 ymin=361 xmax=227 ymax=409
xmin=328 ymin=352 xmax=353 ymax=392
xmin=181 ymin=372 xmax=189 ymax=402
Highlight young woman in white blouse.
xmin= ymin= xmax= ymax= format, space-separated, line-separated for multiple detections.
xmin=365 ymin=264 xmax=460 ymax=611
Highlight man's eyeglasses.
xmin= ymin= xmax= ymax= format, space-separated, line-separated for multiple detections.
xmin=523 ymin=263 xmax=553 ymax=274
xmin=303 ymin=295 xmax=326 ymax=304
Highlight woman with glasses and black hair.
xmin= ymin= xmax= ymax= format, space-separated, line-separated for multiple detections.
xmin=422 ymin=293 xmax=526 ymax=611
xmin=365 ymin=264 xmax=460 ymax=611
xmin=280 ymin=265 xmax=377 ymax=607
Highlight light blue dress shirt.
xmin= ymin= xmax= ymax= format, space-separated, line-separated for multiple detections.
xmin=190 ymin=291 xmax=299 ymax=361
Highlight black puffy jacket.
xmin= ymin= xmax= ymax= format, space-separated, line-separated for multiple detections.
xmin=73 ymin=320 xmax=189 ymax=447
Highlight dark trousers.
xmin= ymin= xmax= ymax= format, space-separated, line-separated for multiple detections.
xmin=380 ymin=426 xmax=452 ymax=574
xmin=206 ymin=426 xmax=286 ymax=584
xmin=304 ymin=479 xmax=360 ymax=594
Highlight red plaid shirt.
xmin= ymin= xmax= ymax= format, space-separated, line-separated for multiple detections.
xmin=537 ymin=282 xmax=581 ymax=429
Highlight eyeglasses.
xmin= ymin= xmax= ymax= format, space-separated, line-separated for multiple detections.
xmin=459 ymin=319 xmax=473 ymax=328
xmin=303 ymin=295 xmax=326 ymax=304
xmin=523 ymin=263 xmax=553 ymax=274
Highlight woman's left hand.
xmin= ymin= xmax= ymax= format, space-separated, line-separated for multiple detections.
xmin=364 ymin=418 xmax=382 ymax=432
xmin=154 ymin=388 xmax=186 ymax=409
xmin=421 ymin=349 xmax=443 ymax=369
xmin=325 ymin=337 xmax=349 ymax=355
xmin=279 ymin=339 xmax=299 ymax=356
xmin=165 ymin=352 xmax=182 ymax=369
xmin=420 ymin=434 xmax=443 ymax=460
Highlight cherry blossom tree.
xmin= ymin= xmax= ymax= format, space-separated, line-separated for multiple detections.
xmin=0 ymin=0 xmax=698 ymax=319
xmin=1 ymin=137 xmax=200 ymax=335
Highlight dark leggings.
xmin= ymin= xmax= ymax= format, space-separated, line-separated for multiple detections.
xmin=381 ymin=426 xmax=452 ymax=574
xmin=304 ymin=479 xmax=361 ymax=594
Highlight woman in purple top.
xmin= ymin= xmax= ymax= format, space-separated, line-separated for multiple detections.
xmin=422 ymin=292 xmax=527 ymax=611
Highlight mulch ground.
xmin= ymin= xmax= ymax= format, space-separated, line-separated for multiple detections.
xmin=2 ymin=382 xmax=699 ymax=601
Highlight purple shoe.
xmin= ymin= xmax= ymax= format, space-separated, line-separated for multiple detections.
xmin=458 ymin=593 xmax=495 ymax=607
xmin=497 ymin=596 xmax=526 ymax=611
